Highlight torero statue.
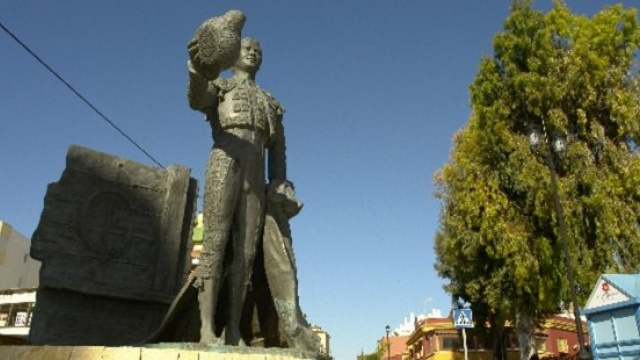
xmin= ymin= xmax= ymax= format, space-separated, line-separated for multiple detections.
xmin=189 ymin=36 xmax=283 ymax=346
xmin=145 ymin=12 xmax=319 ymax=352
xmin=187 ymin=36 xmax=319 ymax=351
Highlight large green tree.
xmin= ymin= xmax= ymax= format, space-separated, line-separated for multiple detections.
xmin=434 ymin=2 xmax=640 ymax=360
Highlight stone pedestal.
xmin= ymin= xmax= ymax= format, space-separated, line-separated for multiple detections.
xmin=0 ymin=345 xmax=331 ymax=360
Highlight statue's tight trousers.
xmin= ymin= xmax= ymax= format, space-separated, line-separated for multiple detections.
xmin=197 ymin=136 xmax=265 ymax=345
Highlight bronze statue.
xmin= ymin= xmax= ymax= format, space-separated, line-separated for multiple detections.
xmin=189 ymin=36 xmax=283 ymax=346
xmin=146 ymin=12 xmax=319 ymax=353
xmin=188 ymin=34 xmax=318 ymax=350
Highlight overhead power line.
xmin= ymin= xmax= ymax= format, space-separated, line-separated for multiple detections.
xmin=0 ymin=20 xmax=164 ymax=168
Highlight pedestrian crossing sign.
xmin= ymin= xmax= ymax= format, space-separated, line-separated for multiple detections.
xmin=453 ymin=309 xmax=473 ymax=328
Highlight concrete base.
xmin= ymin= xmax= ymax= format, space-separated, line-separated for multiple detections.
xmin=0 ymin=345 xmax=330 ymax=360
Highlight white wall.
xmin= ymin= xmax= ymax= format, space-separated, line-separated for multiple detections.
xmin=0 ymin=221 xmax=40 ymax=290
xmin=312 ymin=325 xmax=331 ymax=355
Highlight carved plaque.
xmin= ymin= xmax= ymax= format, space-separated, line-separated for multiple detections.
xmin=28 ymin=145 xmax=197 ymax=345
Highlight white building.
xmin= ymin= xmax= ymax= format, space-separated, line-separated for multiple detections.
xmin=393 ymin=309 xmax=443 ymax=336
xmin=0 ymin=221 xmax=39 ymax=290
xmin=0 ymin=287 xmax=36 ymax=342
xmin=0 ymin=220 xmax=39 ymax=343
xmin=311 ymin=324 xmax=331 ymax=356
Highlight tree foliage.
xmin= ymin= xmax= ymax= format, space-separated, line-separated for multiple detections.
xmin=435 ymin=0 xmax=640 ymax=358
xmin=359 ymin=350 xmax=381 ymax=360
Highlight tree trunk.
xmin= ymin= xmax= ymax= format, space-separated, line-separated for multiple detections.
xmin=515 ymin=306 xmax=537 ymax=360
xmin=492 ymin=325 xmax=506 ymax=360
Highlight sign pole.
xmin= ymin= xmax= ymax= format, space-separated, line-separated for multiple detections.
xmin=462 ymin=328 xmax=468 ymax=360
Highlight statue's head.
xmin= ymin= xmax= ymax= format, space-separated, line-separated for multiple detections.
xmin=233 ymin=37 xmax=262 ymax=75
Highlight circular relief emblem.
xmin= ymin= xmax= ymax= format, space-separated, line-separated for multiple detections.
xmin=81 ymin=192 xmax=133 ymax=257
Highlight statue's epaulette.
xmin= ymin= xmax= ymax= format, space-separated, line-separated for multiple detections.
xmin=261 ymin=89 xmax=286 ymax=116
xmin=212 ymin=78 xmax=235 ymax=93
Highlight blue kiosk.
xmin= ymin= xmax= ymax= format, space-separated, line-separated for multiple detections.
xmin=583 ymin=274 xmax=640 ymax=360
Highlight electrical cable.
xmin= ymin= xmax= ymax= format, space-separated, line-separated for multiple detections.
xmin=0 ymin=20 xmax=164 ymax=168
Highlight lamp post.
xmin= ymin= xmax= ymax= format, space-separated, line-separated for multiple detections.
xmin=527 ymin=125 xmax=590 ymax=360
xmin=385 ymin=325 xmax=391 ymax=360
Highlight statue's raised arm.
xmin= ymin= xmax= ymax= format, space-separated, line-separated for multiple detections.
xmin=187 ymin=10 xmax=244 ymax=115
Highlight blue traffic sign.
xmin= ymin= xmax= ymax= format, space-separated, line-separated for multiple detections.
xmin=453 ymin=309 xmax=474 ymax=328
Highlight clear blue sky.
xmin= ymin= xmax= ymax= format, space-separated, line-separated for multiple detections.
xmin=0 ymin=1 xmax=636 ymax=359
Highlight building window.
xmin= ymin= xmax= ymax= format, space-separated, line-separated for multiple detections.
xmin=557 ymin=338 xmax=568 ymax=353
xmin=0 ymin=304 xmax=11 ymax=327
xmin=0 ymin=302 xmax=33 ymax=327
xmin=536 ymin=337 xmax=547 ymax=353
xmin=14 ymin=311 xmax=28 ymax=326
xmin=441 ymin=336 xmax=460 ymax=350
xmin=9 ymin=303 xmax=31 ymax=326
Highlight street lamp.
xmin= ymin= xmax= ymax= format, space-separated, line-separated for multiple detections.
xmin=526 ymin=124 xmax=590 ymax=360
xmin=385 ymin=325 xmax=391 ymax=360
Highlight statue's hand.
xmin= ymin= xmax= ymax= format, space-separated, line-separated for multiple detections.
xmin=267 ymin=179 xmax=286 ymax=196
xmin=188 ymin=60 xmax=198 ymax=76
xmin=187 ymin=58 xmax=209 ymax=83
xmin=267 ymin=180 xmax=303 ymax=218
xmin=188 ymin=37 xmax=199 ymax=61
xmin=187 ymin=38 xmax=204 ymax=75
xmin=187 ymin=37 xmax=219 ymax=80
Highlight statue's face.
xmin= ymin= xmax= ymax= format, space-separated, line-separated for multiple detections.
xmin=234 ymin=39 xmax=262 ymax=74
